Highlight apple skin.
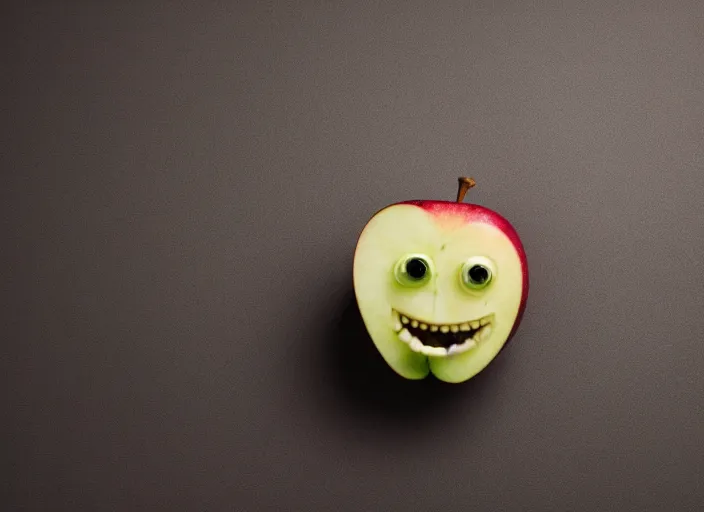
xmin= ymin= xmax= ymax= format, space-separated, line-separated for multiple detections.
xmin=352 ymin=197 xmax=529 ymax=384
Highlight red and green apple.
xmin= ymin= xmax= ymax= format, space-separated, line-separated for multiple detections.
xmin=352 ymin=178 xmax=529 ymax=384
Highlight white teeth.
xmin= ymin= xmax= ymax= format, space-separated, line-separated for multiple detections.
xmin=448 ymin=343 xmax=465 ymax=355
xmin=393 ymin=311 xmax=402 ymax=331
xmin=398 ymin=329 xmax=412 ymax=343
xmin=419 ymin=345 xmax=433 ymax=355
xmin=423 ymin=346 xmax=448 ymax=357
xmin=449 ymin=337 xmax=478 ymax=355
xmin=448 ymin=338 xmax=477 ymax=355
xmin=393 ymin=311 xmax=493 ymax=356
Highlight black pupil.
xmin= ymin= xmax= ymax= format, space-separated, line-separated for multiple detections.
xmin=468 ymin=265 xmax=489 ymax=284
xmin=406 ymin=258 xmax=427 ymax=279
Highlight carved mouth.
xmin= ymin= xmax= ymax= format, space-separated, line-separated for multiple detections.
xmin=391 ymin=309 xmax=494 ymax=357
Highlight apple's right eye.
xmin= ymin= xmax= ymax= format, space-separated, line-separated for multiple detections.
xmin=394 ymin=254 xmax=433 ymax=287
xmin=459 ymin=256 xmax=495 ymax=291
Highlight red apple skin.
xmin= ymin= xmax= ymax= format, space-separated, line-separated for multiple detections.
xmin=397 ymin=200 xmax=529 ymax=348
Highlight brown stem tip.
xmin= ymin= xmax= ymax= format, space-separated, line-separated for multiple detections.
xmin=456 ymin=177 xmax=476 ymax=203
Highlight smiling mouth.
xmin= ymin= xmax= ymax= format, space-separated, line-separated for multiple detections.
xmin=391 ymin=309 xmax=494 ymax=357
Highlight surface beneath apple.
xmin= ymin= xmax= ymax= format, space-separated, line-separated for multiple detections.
xmin=353 ymin=201 xmax=528 ymax=384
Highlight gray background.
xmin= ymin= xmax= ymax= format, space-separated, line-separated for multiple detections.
xmin=3 ymin=1 xmax=704 ymax=511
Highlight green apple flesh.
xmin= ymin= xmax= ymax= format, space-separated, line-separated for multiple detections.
xmin=353 ymin=196 xmax=528 ymax=384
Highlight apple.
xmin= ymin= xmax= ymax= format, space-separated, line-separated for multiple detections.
xmin=352 ymin=178 xmax=529 ymax=383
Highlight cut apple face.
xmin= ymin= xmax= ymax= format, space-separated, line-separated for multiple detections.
xmin=353 ymin=201 xmax=528 ymax=383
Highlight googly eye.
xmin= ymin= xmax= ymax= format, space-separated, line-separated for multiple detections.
xmin=394 ymin=254 xmax=433 ymax=287
xmin=460 ymin=257 xmax=495 ymax=290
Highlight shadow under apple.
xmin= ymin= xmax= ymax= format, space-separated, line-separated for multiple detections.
xmin=321 ymin=286 xmax=506 ymax=427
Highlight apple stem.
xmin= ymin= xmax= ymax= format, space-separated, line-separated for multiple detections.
xmin=456 ymin=177 xmax=476 ymax=203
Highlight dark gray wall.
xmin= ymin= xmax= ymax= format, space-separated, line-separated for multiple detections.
xmin=3 ymin=1 xmax=704 ymax=510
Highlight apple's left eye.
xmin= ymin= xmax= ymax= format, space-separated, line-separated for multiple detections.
xmin=460 ymin=257 xmax=495 ymax=291
xmin=394 ymin=254 xmax=433 ymax=287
